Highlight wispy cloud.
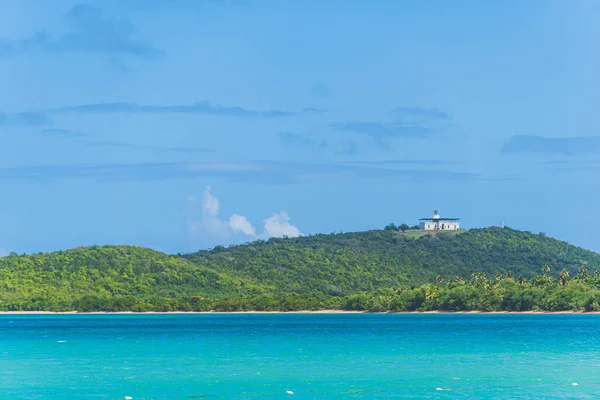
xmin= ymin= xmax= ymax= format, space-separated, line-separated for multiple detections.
xmin=330 ymin=106 xmax=453 ymax=147
xmin=390 ymin=107 xmax=452 ymax=122
xmin=122 ymin=0 xmax=246 ymax=12
xmin=543 ymin=160 xmax=600 ymax=166
xmin=0 ymin=159 xmax=481 ymax=184
xmin=76 ymin=139 xmax=213 ymax=154
xmin=187 ymin=186 xmax=301 ymax=241
xmin=106 ymin=57 xmax=131 ymax=72
xmin=539 ymin=159 xmax=600 ymax=173
xmin=302 ymin=107 xmax=328 ymax=114
xmin=278 ymin=132 xmax=327 ymax=149
xmin=551 ymin=166 xmax=600 ymax=173
xmin=35 ymin=129 xmax=213 ymax=153
xmin=0 ymin=111 xmax=51 ymax=126
xmin=39 ymin=128 xmax=89 ymax=137
xmin=330 ymin=121 xmax=432 ymax=145
xmin=336 ymin=140 xmax=359 ymax=155
xmin=311 ymin=83 xmax=330 ymax=98
xmin=43 ymin=101 xmax=314 ymax=118
xmin=502 ymin=135 xmax=600 ymax=156
xmin=351 ymin=159 xmax=462 ymax=166
xmin=278 ymin=134 xmax=362 ymax=156
xmin=0 ymin=4 xmax=160 ymax=58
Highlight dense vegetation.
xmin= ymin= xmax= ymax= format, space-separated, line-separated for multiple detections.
xmin=183 ymin=227 xmax=600 ymax=295
xmin=0 ymin=227 xmax=599 ymax=312
xmin=0 ymin=246 xmax=266 ymax=311
xmin=342 ymin=267 xmax=600 ymax=312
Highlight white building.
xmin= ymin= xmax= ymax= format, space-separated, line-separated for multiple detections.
xmin=419 ymin=210 xmax=460 ymax=231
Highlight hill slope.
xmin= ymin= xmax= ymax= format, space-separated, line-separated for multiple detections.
xmin=1 ymin=227 xmax=598 ymax=311
xmin=0 ymin=246 xmax=266 ymax=311
xmin=183 ymin=227 xmax=600 ymax=295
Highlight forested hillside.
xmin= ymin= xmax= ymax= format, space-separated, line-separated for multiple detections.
xmin=0 ymin=246 xmax=266 ymax=311
xmin=1 ymin=227 xmax=599 ymax=311
xmin=183 ymin=227 xmax=600 ymax=295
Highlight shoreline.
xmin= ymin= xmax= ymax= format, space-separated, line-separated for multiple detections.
xmin=1 ymin=310 xmax=600 ymax=315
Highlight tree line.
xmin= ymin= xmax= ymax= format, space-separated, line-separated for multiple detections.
xmin=1 ymin=227 xmax=600 ymax=312
xmin=3 ymin=266 xmax=600 ymax=313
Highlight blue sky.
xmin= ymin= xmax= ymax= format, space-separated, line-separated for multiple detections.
xmin=1 ymin=0 xmax=599 ymax=255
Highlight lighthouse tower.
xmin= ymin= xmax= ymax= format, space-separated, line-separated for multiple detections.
xmin=419 ymin=210 xmax=460 ymax=231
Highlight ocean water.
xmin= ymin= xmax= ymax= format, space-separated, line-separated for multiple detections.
xmin=1 ymin=314 xmax=599 ymax=399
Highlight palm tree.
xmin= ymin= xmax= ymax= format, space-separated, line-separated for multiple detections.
xmin=435 ymin=275 xmax=444 ymax=285
xmin=594 ymin=269 xmax=600 ymax=278
xmin=425 ymin=285 xmax=437 ymax=300
xmin=423 ymin=285 xmax=440 ymax=309
xmin=505 ymin=271 xmax=515 ymax=281
xmin=559 ymin=269 xmax=569 ymax=286
xmin=495 ymin=273 xmax=503 ymax=282
xmin=517 ymin=276 xmax=527 ymax=285
xmin=541 ymin=265 xmax=552 ymax=284
xmin=542 ymin=265 xmax=550 ymax=276
xmin=579 ymin=266 xmax=589 ymax=282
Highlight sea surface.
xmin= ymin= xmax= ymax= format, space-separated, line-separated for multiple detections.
xmin=1 ymin=314 xmax=599 ymax=399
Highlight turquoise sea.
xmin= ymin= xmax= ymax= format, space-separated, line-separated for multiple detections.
xmin=1 ymin=314 xmax=599 ymax=399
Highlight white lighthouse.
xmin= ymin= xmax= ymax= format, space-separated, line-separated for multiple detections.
xmin=419 ymin=210 xmax=460 ymax=231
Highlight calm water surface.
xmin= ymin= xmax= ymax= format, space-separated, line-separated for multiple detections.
xmin=1 ymin=314 xmax=599 ymax=399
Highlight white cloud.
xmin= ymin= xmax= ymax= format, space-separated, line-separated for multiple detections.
xmin=195 ymin=186 xmax=231 ymax=237
xmin=229 ymin=214 xmax=256 ymax=236
xmin=263 ymin=211 xmax=302 ymax=238
xmin=202 ymin=186 xmax=220 ymax=217
xmin=187 ymin=186 xmax=301 ymax=244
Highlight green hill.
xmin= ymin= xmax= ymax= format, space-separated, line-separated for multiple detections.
xmin=0 ymin=246 xmax=266 ymax=311
xmin=1 ymin=227 xmax=599 ymax=311
xmin=183 ymin=227 xmax=600 ymax=295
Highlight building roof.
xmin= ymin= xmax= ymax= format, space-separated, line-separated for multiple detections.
xmin=420 ymin=210 xmax=459 ymax=222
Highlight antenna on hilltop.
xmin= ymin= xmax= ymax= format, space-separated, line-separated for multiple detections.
xmin=501 ymin=219 xmax=505 ymax=229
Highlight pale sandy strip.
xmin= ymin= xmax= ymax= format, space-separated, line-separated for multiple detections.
xmin=1 ymin=310 xmax=599 ymax=315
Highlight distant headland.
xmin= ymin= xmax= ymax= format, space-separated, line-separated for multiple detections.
xmin=1 ymin=225 xmax=599 ymax=313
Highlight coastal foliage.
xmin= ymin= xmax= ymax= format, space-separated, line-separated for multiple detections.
xmin=342 ymin=266 xmax=600 ymax=312
xmin=183 ymin=227 xmax=600 ymax=295
xmin=0 ymin=227 xmax=599 ymax=312
xmin=0 ymin=246 xmax=266 ymax=311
